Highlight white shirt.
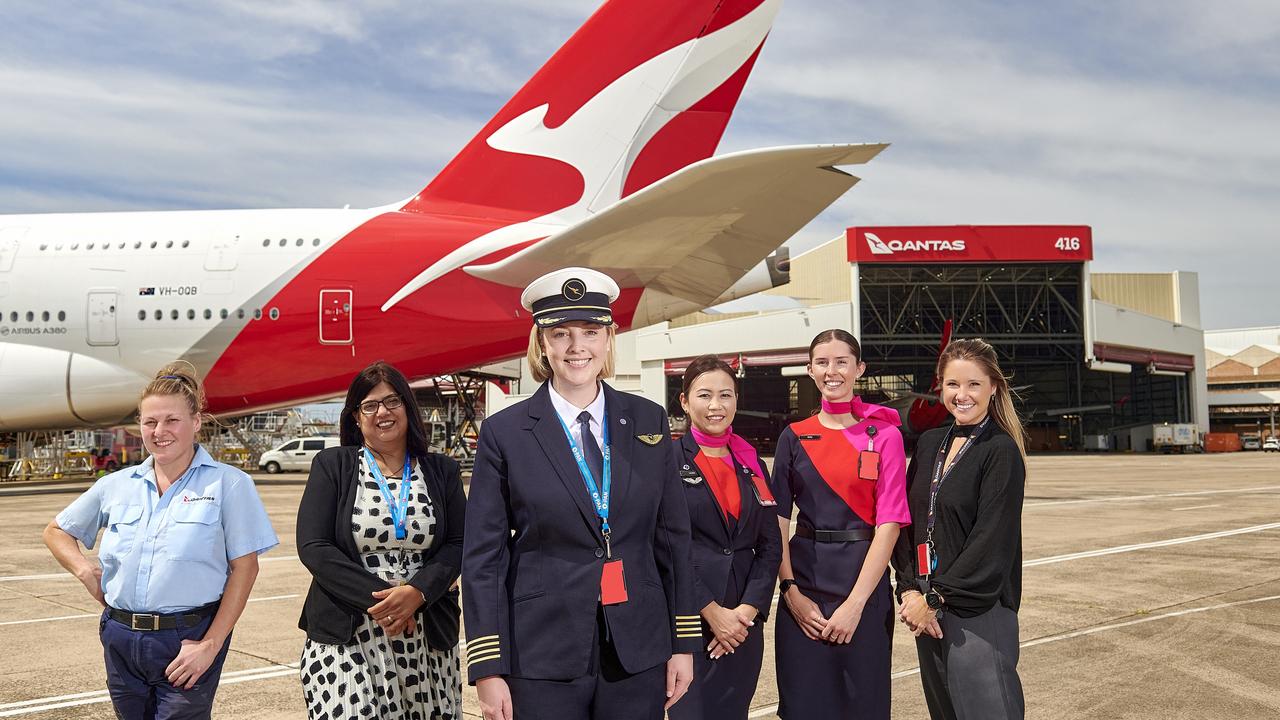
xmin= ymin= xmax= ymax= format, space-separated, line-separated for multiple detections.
xmin=548 ymin=382 xmax=606 ymax=451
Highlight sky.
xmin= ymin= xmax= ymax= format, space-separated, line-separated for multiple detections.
xmin=1 ymin=0 xmax=1277 ymax=330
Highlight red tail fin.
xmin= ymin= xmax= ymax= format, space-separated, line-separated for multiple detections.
xmin=401 ymin=0 xmax=780 ymax=220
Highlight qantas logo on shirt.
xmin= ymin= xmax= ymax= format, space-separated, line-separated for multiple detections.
xmin=865 ymin=232 xmax=966 ymax=254
xmin=181 ymin=495 xmax=216 ymax=503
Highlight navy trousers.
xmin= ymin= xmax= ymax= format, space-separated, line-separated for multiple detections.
xmin=100 ymin=609 xmax=233 ymax=720
xmin=506 ymin=607 xmax=666 ymax=720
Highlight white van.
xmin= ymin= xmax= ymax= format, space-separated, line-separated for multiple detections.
xmin=258 ymin=436 xmax=340 ymax=473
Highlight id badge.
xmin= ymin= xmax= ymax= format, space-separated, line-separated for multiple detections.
xmin=748 ymin=473 xmax=777 ymax=507
xmin=601 ymin=559 xmax=628 ymax=605
xmin=916 ymin=543 xmax=934 ymax=577
xmin=858 ymin=451 xmax=881 ymax=481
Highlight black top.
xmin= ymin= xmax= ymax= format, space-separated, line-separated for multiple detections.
xmin=891 ymin=423 xmax=1025 ymax=618
xmin=296 ymin=446 xmax=465 ymax=649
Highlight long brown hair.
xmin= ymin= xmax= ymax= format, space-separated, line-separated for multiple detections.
xmin=807 ymin=328 xmax=862 ymax=362
xmin=937 ymin=339 xmax=1028 ymax=457
xmin=139 ymin=361 xmax=206 ymax=418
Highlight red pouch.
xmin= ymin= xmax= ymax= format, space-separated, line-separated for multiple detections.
xmin=916 ymin=543 xmax=933 ymax=576
xmin=601 ymin=559 xmax=628 ymax=605
xmin=749 ymin=474 xmax=777 ymax=507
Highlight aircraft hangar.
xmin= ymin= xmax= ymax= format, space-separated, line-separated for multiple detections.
xmin=510 ymin=224 xmax=1209 ymax=453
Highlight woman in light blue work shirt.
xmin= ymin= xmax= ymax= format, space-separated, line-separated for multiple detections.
xmin=43 ymin=362 xmax=278 ymax=720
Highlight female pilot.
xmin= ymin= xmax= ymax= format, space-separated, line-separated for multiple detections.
xmin=462 ymin=267 xmax=699 ymax=720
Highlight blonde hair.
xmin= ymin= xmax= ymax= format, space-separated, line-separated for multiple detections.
xmin=139 ymin=361 xmax=207 ymax=417
xmin=526 ymin=324 xmax=617 ymax=383
xmin=937 ymin=339 xmax=1028 ymax=458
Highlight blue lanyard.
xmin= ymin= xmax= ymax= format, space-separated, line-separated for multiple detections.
xmin=556 ymin=409 xmax=613 ymax=550
xmin=363 ymin=448 xmax=412 ymax=540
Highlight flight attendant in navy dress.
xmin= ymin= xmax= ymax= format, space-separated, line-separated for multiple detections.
xmin=462 ymin=267 xmax=699 ymax=720
xmin=667 ymin=355 xmax=782 ymax=720
xmin=770 ymin=329 xmax=910 ymax=719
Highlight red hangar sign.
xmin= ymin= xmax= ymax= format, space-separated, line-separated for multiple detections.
xmin=846 ymin=225 xmax=1093 ymax=263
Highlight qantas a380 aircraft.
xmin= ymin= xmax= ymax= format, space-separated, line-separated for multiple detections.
xmin=0 ymin=0 xmax=885 ymax=431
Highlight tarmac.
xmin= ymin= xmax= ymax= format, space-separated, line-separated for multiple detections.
xmin=1 ymin=452 xmax=1278 ymax=718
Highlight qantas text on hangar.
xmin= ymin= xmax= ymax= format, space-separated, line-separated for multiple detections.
xmin=864 ymin=232 xmax=966 ymax=255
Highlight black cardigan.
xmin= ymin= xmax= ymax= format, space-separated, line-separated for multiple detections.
xmin=297 ymin=446 xmax=465 ymax=649
xmin=891 ymin=424 xmax=1024 ymax=618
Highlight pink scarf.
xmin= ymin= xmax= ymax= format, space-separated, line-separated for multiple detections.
xmin=690 ymin=426 xmax=761 ymax=475
xmin=821 ymin=396 xmax=902 ymax=426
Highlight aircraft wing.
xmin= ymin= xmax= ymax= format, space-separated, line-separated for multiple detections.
xmin=464 ymin=143 xmax=887 ymax=324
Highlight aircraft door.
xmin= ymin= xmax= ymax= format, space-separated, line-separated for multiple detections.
xmin=319 ymin=289 xmax=352 ymax=345
xmin=86 ymin=290 xmax=119 ymax=346
xmin=0 ymin=227 xmax=27 ymax=271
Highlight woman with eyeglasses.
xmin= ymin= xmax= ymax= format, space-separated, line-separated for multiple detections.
xmin=296 ymin=361 xmax=466 ymax=719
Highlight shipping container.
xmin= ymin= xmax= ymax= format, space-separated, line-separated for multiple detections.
xmin=1204 ymin=432 xmax=1242 ymax=453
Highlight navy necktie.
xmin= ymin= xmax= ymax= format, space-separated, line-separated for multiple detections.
xmin=577 ymin=410 xmax=604 ymax=482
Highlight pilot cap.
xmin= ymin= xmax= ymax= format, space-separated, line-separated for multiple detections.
xmin=520 ymin=267 xmax=620 ymax=328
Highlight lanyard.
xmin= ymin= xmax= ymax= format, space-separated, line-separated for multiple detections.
xmin=924 ymin=416 xmax=991 ymax=547
xmin=363 ymin=448 xmax=413 ymax=541
xmin=556 ymin=410 xmax=613 ymax=556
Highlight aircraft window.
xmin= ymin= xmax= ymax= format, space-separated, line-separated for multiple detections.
xmin=41 ymin=311 xmax=50 ymax=321
xmin=203 ymin=309 xmax=212 ymax=320
xmin=220 ymin=309 xmax=228 ymax=319
xmin=138 ymin=310 xmax=146 ymax=321
xmin=25 ymin=311 xmax=34 ymax=321
xmin=278 ymin=239 xmax=286 ymax=247
xmin=70 ymin=243 xmax=79 ymax=250
xmin=58 ymin=311 xmax=66 ymax=321
xmin=295 ymin=238 xmax=303 ymax=247
xmin=262 ymin=239 xmax=270 ymax=247
xmin=237 ymin=309 xmax=245 ymax=320
xmin=170 ymin=309 xmax=179 ymax=320
xmin=150 ymin=241 xmax=158 ymax=249
xmin=186 ymin=309 xmax=195 ymax=320
xmin=154 ymin=309 xmax=162 ymax=320
xmin=253 ymin=308 xmax=263 ymax=320
xmin=55 ymin=243 xmax=63 ymax=250
xmin=102 ymin=243 xmax=109 ymax=250
xmin=39 ymin=244 xmax=47 ymax=251
xmin=8 ymin=312 xmax=16 ymax=322
xmin=269 ymin=308 xmax=280 ymax=320
xmin=312 ymin=238 xmax=320 ymax=246
xmin=134 ymin=241 xmax=142 ymax=249
xmin=165 ymin=240 xmax=174 ymax=249
xmin=87 ymin=243 xmax=95 ymax=250
xmin=181 ymin=240 xmax=190 ymax=248
xmin=117 ymin=242 xmax=125 ymax=249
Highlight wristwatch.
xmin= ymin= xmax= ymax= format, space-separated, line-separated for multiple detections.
xmin=779 ymin=578 xmax=798 ymax=595
xmin=925 ymin=589 xmax=945 ymax=610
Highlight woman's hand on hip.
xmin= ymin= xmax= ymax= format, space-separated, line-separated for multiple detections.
xmin=476 ymin=676 xmax=514 ymax=720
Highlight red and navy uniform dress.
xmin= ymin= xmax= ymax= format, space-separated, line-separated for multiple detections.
xmin=668 ymin=433 xmax=782 ymax=720
xmin=768 ymin=399 xmax=910 ymax=720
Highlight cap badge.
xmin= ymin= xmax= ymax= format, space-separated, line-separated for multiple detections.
xmin=562 ymin=278 xmax=587 ymax=301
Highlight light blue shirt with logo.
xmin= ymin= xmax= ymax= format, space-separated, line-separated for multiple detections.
xmin=56 ymin=445 xmax=278 ymax=613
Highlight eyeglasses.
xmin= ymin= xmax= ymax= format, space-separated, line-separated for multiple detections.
xmin=358 ymin=395 xmax=404 ymax=415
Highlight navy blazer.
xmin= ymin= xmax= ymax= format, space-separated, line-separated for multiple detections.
xmin=674 ymin=433 xmax=782 ymax=621
xmin=462 ymin=382 xmax=701 ymax=683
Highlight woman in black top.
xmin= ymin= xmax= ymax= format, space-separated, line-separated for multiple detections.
xmin=891 ymin=339 xmax=1026 ymax=720
xmin=296 ymin=361 xmax=465 ymax=719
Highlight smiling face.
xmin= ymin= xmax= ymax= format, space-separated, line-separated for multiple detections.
xmin=542 ymin=321 xmax=609 ymax=392
xmin=941 ymin=358 xmax=997 ymax=425
xmin=356 ymin=381 xmax=408 ymax=450
xmin=139 ymin=394 xmax=201 ymax=464
xmin=807 ymin=339 xmax=866 ymax=402
xmin=680 ymin=369 xmax=737 ymax=437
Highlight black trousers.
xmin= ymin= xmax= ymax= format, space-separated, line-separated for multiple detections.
xmin=915 ymin=604 xmax=1024 ymax=720
xmin=506 ymin=607 xmax=666 ymax=720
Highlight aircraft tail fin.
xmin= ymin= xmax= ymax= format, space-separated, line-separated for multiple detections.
xmin=400 ymin=0 xmax=781 ymax=221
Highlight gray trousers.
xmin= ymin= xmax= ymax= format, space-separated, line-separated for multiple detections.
xmin=914 ymin=604 xmax=1024 ymax=720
